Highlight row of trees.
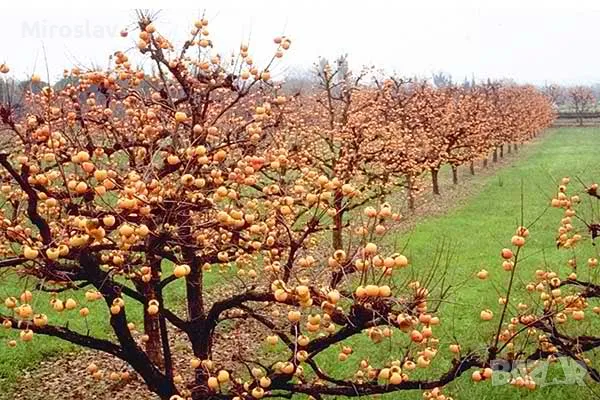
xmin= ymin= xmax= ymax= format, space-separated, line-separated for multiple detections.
xmin=281 ymin=56 xmax=553 ymax=250
xmin=0 ymin=13 xmax=570 ymax=400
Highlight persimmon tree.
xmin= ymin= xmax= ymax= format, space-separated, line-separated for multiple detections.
xmin=567 ymin=86 xmax=595 ymax=126
xmin=402 ymin=82 xmax=492 ymax=194
xmin=374 ymin=77 xmax=432 ymax=209
xmin=516 ymin=86 xmax=556 ymax=143
xmin=383 ymin=81 xmax=447 ymax=196
xmin=280 ymin=57 xmax=410 ymax=250
xmin=542 ymin=83 xmax=563 ymax=108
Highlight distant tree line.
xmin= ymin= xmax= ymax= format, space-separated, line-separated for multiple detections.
xmin=541 ymin=84 xmax=597 ymax=126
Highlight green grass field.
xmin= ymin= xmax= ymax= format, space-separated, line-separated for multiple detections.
xmin=1 ymin=126 xmax=599 ymax=399
xmin=311 ymin=127 xmax=600 ymax=399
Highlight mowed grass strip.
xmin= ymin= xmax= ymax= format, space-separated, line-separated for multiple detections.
xmin=311 ymin=127 xmax=600 ymax=399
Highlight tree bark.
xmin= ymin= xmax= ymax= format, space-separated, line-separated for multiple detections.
xmin=151 ymin=257 xmax=173 ymax=380
xmin=142 ymin=283 xmax=163 ymax=366
xmin=483 ymin=158 xmax=488 ymax=168
xmin=133 ymin=267 xmax=163 ymax=366
xmin=513 ymin=143 xmax=518 ymax=152
xmin=157 ymin=294 xmax=173 ymax=381
xmin=332 ymin=189 xmax=344 ymax=250
xmin=493 ymin=148 xmax=498 ymax=162
xmin=431 ymin=168 xmax=440 ymax=195
xmin=190 ymin=323 xmax=212 ymax=400
xmin=185 ymin=252 xmax=204 ymax=322
xmin=499 ymin=144 xmax=504 ymax=158
xmin=507 ymin=143 xmax=512 ymax=154
xmin=469 ymin=161 xmax=475 ymax=175
xmin=451 ymin=165 xmax=458 ymax=184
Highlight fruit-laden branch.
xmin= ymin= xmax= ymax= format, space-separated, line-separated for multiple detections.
xmin=269 ymin=354 xmax=483 ymax=397
xmin=531 ymin=318 xmax=600 ymax=355
xmin=35 ymin=281 xmax=91 ymax=293
xmin=0 ymin=313 xmax=123 ymax=357
xmin=206 ymin=290 xmax=276 ymax=326
xmin=0 ymin=153 xmax=52 ymax=244
xmin=559 ymin=278 xmax=600 ymax=298
xmin=0 ymin=257 xmax=28 ymax=269
xmin=531 ymin=318 xmax=600 ymax=382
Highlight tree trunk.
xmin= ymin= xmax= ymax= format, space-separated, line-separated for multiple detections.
xmin=81 ymin=253 xmax=178 ymax=400
xmin=451 ymin=165 xmax=458 ymax=184
xmin=499 ymin=144 xmax=504 ymax=158
xmin=143 ymin=298 xmax=163 ymax=366
xmin=406 ymin=174 xmax=415 ymax=210
xmin=134 ymin=277 xmax=163 ymax=366
xmin=513 ymin=143 xmax=518 ymax=152
xmin=431 ymin=168 xmax=440 ymax=195
xmin=182 ymin=245 xmax=210 ymax=400
xmin=184 ymin=252 xmax=204 ymax=322
xmin=156 ymin=291 xmax=173 ymax=382
xmin=483 ymin=158 xmax=488 ymax=168
xmin=507 ymin=143 xmax=512 ymax=154
xmin=493 ymin=148 xmax=498 ymax=162
xmin=332 ymin=189 xmax=344 ymax=250
xmin=190 ymin=327 xmax=213 ymax=400
xmin=469 ymin=161 xmax=475 ymax=175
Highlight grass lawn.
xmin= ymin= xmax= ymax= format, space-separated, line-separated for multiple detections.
xmin=310 ymin=127 xmax=600 ymax=399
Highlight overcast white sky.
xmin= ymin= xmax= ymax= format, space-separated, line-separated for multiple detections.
xmin=2 ymin=0 xmax=600 ymax=85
